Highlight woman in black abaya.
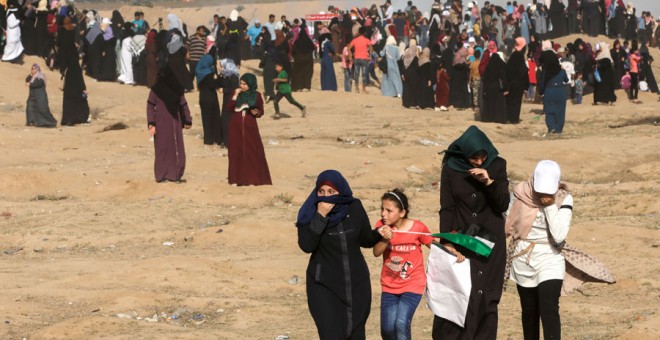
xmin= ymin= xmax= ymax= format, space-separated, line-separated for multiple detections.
xmin=548 ymin=0 xmax=567 ymax=39
xmin=417 ymin=47 xmax=436 ymax=109
xmin=400 ymin=40 xmax=420 ymax=109
xmin=449 ymin=44 xmax=471 ymax=110
xmin=593 ymin=42 xmax=617 ymax=105
xmin=167 ymin=32 xmax=194 ymax=92
xmin=481 ymin=52 xmax=508 ymax=123
xmin=505 ymin=38 xmax=529 ymax=124
xmin=97 ymin=18 xmax=117 ymax=81
xmin=291 ymin=22 xmax=315 ymax=92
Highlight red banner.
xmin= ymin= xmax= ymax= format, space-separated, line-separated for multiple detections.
xmin=304 ymin=14 xmax=339 ymax=21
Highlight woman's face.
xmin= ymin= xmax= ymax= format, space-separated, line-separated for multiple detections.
xmin=317 ymin=184 xmax=338 ymax=197
xmin=30 ymin=66 xmax=38 ymax=75
xmin=468 ymin=154 xmax=487 ymax=168
xmin=239 ymin=80 xmax=249 ymax=91
xmin=381 ymin=199 xmax=405 ymax=226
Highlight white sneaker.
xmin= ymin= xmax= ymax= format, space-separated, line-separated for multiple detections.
xmin=434 ymin=107 xmax=441 ymax=111
xmin=440 ymin=106 xmax=448 ymax=111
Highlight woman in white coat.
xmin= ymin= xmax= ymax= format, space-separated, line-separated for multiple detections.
xmin=506 ymin=160 xmax=572 ymax=340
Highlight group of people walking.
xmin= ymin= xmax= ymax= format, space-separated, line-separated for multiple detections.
xmin=297 ymin=125 xmax=614 ymax=340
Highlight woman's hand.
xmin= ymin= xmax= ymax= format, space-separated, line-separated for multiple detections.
xmin=234 ymin=88 xmax=242 ymax=95
xmin=468 ymin=168 xmax=493 ymax=185
xmin=250 ymin=108 xmax=260 ymax=116
xmin=148 ymin=125 xmax=156 ymax=136
xmin=317 ymin=202 xmax=335 ymax=218
xmin=443 ymin=243 xmax=466 ymax=263
xmin=378 ymin=226 xmax=393 ymax=241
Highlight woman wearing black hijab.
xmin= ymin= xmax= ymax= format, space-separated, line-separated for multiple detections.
xmin=433 ymin=125 xmax=510 ymax=339
xmin=291 ymin=21 xmax=315 ymax=91
xmin=481 ymin=52 xmax=509 ymax=123
xmin=505 ymin=38 xmax=529 ymax=124
xmin=297 ymin=169 xmax=383 ymax=339
xmin=147 ymin=65 xmax=193 ymax=182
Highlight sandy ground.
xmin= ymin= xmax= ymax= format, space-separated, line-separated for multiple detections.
xmin=1 ymin=2 xmax=659 ymax=338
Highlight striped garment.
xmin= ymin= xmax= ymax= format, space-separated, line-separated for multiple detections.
xmin=187 ymin=35 xmax=207 ymax=62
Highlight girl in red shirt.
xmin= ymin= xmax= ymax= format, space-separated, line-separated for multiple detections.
xmin=374 ymin=189 xmax=434 ymax=340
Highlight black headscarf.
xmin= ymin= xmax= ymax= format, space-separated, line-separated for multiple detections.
xmin=293 ymin=26 xmax=315 ymax=54
xmin=151 ymin=66 xmax=185 ymax=121
xmin=443 ymin=125 xmax=500 ymax=172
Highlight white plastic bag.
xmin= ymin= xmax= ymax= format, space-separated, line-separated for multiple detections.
xmin=425 ymin=244 xmax=472 ymax=327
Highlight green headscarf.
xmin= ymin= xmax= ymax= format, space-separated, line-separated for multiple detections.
xmin=443 ymin=125 xmax=499 ymax=172
xmin=236 ymin=73 xmax=258 ymax=108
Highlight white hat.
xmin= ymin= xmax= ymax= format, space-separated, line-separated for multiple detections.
xmin=468 ymin=37 xmax=476 ymax=43
xmin=533 ymin=160 xmax=561 ymax=195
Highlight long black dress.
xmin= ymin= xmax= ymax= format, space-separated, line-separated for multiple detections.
xmin=449 ymin=63 xmax=471 ymax=109
xmin=218 ymin=74 xmax=239 ymax=147
xmin=21 ymin=9 xmax=37 ymax=55
xmin=548 ymin=0 xmax=567 ymax=39
xmin=168 ymin=47 xmax=194 ymax=92
xmin=505 ymin=50 xmax=529 ymax=124
xmin=418 ymin=61 xmax=436 ymax=109
xmin=26 ymin=77 xmax=57 ymax=127
xmin=298 ymin=200 xmax=382 ymax=339
xmin=401 ymin=57 xmax=420 ymax=108
xmin=198 ymin=74 xmax=223 ymax=145
xmin=85 ymin=34 xmax=104 ymax=79
xmin=291 ymin=30 xmax=315 ymax=92
xmin=593 ymin=58 xmax=616 ymax=104
xmin=610 ymin=47 xmax=625 ymax=89
xmin=98 ymin=35 xmax=118 ymax=81
xmin=481 ymin=54 xmax=508 ymax=123
xmin=35 ymin=10 xmax=50 ymax=58
xmin=434 ymin=157 xmax=510 ymax=340
xmin=61 ymin=60 xmax=90 ymax=126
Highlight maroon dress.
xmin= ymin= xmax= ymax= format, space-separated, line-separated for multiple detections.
xmin=146 ymin=91 xmax=192 ymax=182
xmin=435 ymin=69 xmax=450 ymax=108
xmin=227 ymin=93 xmax=272 ymax=186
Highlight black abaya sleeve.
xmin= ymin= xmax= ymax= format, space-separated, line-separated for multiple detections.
xmin=352 ymin=200 xmax=381 ymax=248
xmin=298 ymin=213 xmax=329 ymax=254
xmin=482 ymin=157 xmax=510 ymax=214
xmin=439 ymin=164 xmax=458 ymax=233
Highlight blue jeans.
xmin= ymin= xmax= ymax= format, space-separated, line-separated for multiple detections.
xmin=575 ymin=93 xmax=582 ymax=104
xmin=343 ymin=67 xmax=353 ymax=92
xmin=380 ymin=292 xmax=422 ymax=340
xmin=353 ymin=59 xmax=369 ymax=88
xmin=527 ymin=84 xmax=536 ymax=100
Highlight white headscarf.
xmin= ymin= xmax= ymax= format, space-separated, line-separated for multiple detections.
xmin=167 ymin=13 xmax=182 ymax=31
xmin=230 ymin=10 xmax=239 ymax=22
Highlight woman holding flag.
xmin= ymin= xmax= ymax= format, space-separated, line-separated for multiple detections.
xmin=432 ymin=125 xmax=510 ymax=340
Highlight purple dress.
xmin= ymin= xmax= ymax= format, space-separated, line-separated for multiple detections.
xmin=146 ymin=90 xmax=192 ymax=182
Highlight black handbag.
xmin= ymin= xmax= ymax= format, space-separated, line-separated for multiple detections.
xmin=377 ymin=55 xmax=388 ymax=74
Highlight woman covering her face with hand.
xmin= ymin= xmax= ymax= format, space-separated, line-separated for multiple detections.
xmin=506 ymin=160 xmax=572 ymax=340
xmin=433 ymin=125 xmax=510 ymax=340
xmin=296 ymin=170 xmax=384 ymax=339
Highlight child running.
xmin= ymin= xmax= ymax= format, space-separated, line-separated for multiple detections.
xmin=272 ymin=61 xmax=306 ymax=119
xmin=373 ymin=189 xmax=434 ymax=340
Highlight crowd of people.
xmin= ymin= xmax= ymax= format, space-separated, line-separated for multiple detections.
xmin=0 ymin=1 xmax=632 ymax=338
xmin=3 ymin=0 xmax=660 ymax=133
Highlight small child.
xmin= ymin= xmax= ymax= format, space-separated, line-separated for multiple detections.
xmin=527 ymin=57 xmax=537 ymax=102
xmin=272 ymin=62 xmax=306 ymax=119
xmin=620 ymin=70 xmax=632 ymax=97
xmin=574 ymin=72 xmax=584 ymax=104
xmin=374 ymin=189 xmax=435 ymax=340
xmin=341 ymin=45 xmax=354 ymax=92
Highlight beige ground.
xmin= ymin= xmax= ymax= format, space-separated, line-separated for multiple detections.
xmin=1 ymin=3 xmax=659 ymax=339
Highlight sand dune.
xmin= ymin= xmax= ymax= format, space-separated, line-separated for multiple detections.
xmin=1 ymin=3 xmax=659 ymax=339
